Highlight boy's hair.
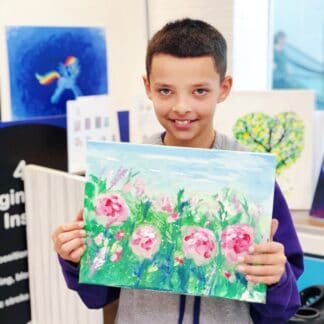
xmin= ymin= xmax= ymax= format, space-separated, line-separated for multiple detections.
xmin=146 ymin=18 xmax=227 ymax=80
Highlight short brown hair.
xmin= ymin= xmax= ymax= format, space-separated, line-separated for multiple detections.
xmin=146 ymin=18 xmax=227 ymax=80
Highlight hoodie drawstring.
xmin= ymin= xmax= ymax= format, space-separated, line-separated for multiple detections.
xmin=193 ymin=296 xmax=201 ymax=324
xmin=178 ymin=295 xmax=186 ymax=324
xmin=178 ymin=295 xmax=201 ymax=324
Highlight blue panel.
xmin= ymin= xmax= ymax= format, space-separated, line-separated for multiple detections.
xmin=297 ymin=255 xmax=324 ymax=291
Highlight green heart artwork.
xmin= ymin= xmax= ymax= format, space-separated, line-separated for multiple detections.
xmin=233 ymin=112 xmax=304 ymax=175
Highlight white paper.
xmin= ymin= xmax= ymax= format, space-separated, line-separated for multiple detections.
xmin=67 ymin=95 xmax=119 ymax=173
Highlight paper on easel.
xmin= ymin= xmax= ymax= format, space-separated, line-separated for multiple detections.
xmin=67 ymin=95 xmax=119 ymax=173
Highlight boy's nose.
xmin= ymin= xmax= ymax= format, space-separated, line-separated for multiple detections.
xmin=172 ymin=97 xmax=192 ymax=114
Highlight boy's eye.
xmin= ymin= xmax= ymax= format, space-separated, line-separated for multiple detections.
xmin=194 ymin=88 xmax=208 ymax=96
xmin=159 ymin=88 xmax=172 ymax=96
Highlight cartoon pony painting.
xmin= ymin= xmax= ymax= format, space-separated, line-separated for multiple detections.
xmin=35 ymin=56 xmax=83 ymax=104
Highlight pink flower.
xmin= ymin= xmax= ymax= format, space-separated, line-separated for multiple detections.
xmin=95 ymin=193 xmax=129 ymax=227
xmin=223 ymin=270 xmax=235 ymax=283
xmin=167 ymin=212 xmax=180 ymax=223
xmin=232 ymin=195 xmax=242 ymax=213
xmin=182 ymin=227 xmax=216 ymax=265
xmin=175 ymin=256 xmax=184 ymax=265
xmin=110 ymin=246 xmax=122 ymax=262
xmin=122 ymin=182 xmax=132 ymax=193
xmin=153 ymin=196 xmax=173 ymax=213
xmin=116 ymin=230 xmax=125 ymax=240
xmin=134 ymin=178 xmax=145 ymax=197
xmin=94 ymin=233 xmax=104 ymax=246
xmin=221 ymin=224 xmax=254 ymax=263
xmin=130 ymin=225 xmax=161 ymax=259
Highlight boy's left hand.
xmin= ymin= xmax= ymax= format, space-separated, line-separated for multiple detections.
xmin=237 ymin=219 xmax=287 ymax=285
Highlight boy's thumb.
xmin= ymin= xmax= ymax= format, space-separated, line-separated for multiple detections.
xmin=270 ymin=218 xmax=279 ymax=241
xmin=75 ymin=209 xmax=84 ymax=221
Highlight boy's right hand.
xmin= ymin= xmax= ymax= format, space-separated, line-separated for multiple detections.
xmin=52 ymin=210 xmax=86 ymax=263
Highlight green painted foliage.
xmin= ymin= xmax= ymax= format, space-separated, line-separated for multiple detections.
xmin=233 ymin=112 xmax=304 ymax=174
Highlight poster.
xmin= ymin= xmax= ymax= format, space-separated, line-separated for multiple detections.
xmin=0 ymin=116 xmax=67 ymax=323
xmin=3 ymin=26 xmax=108 ymax=121
xmin=80 ymin=141 xmax=276 ymax=303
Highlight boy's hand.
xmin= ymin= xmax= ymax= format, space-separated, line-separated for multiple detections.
xmin=237 ymin=219 xmax=287 ymax=285
xmin=52 ymin=210 xmax=86 ymax=263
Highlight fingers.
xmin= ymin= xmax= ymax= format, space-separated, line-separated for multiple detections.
xmin=237 ymin=240 xmax=287 ymax=286
xmin=270 ymin=218 xmax=279 ymax=241
xmin=75 ymin=209 xmax=84 ymax=221
xmin=245 ymin=274 xmax=283 ymax=285
xmin=243 ymin=242 xmax=286 ymax=265
xmin=54 ymin=229 xmax=86 ymax=247
xmin=70 ymin=245 xmax=86 ymax=262
xmin=52 ymin=220 xmax=84 ymax=240
xmin=51 ymin=214 xmax=86 ymax=263
xmin=58 ymin=237 xmax=86 ymax=262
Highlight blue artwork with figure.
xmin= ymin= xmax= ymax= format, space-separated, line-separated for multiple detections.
xmin=6 ymin=26 xmax=108 ymax=120
xmin=271 ymin=0 xmax=324 ymax=110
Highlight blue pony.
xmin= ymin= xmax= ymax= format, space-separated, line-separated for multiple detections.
xmin=35 ymin=56 xmax=83 ymax=104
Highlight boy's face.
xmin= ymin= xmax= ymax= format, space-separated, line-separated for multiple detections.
xmin=144 ymin=54 xmax=232 ymax=148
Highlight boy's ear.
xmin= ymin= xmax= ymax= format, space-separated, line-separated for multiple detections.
xmin=217 ymin=76 xmax=233 ymax=103
xmin=143 ymin=75 xmax=152 ymax=99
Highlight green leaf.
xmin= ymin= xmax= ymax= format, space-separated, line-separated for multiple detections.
xmin=85 ymin=182 xmax=96 ymax=198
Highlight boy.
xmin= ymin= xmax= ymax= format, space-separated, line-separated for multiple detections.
xmin=52 ymin=18 xmax=303 ymax=323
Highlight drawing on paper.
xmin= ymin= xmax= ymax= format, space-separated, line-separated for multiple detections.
xmin=233 ymin=112 xmax=304 ymax=175
xmin=80 ymin=141 xmax=276 ymax=303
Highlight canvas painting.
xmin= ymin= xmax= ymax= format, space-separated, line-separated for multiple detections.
xmin=214 ymin=90 xmax=314 ymax=210
xmin=310 ymin=156 xmax=324 ymax=219
xmin=3 ymin=26 xmax=108 ymax=121
xmin=79 ymin=141 xmax=276 ymax=303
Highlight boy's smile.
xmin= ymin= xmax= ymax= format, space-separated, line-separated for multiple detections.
xmin=144 ymin=54 xmax=232 ymax=148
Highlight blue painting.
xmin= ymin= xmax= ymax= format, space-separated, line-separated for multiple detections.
xmin=310 ymin=157 xmax=324 ymax=219
xmin=6 ymin=26 xmax=108 ymax=120
xmin=271 ymin=0 xmax=324 ymax=110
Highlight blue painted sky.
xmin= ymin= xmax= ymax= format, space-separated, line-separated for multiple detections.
xmin=87 ymin=141 xmax=276 ymax=213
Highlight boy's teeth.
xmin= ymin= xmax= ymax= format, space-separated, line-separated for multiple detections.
xmin=175 ymin=120 xmax=190 ymax=125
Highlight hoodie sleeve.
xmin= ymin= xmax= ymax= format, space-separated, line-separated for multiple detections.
xmin=58 ymin=255 xmax=120 ymax=309
xmin=249 ymin=182 xmax=304 ymax=324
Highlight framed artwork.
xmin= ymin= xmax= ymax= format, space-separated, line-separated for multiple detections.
xmin=2 ymin=26 xmax=108 ymax=121
xmin=214 ymin=90 xmax=314 ymax=210
xmin=79 ymin=141 xmax=276 ymax=303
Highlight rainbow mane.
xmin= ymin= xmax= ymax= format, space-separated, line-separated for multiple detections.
xmin=35 ymin=71 xmax=60 ymax=85
xmin=64 ymin=56 xmax=77 ymax=66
